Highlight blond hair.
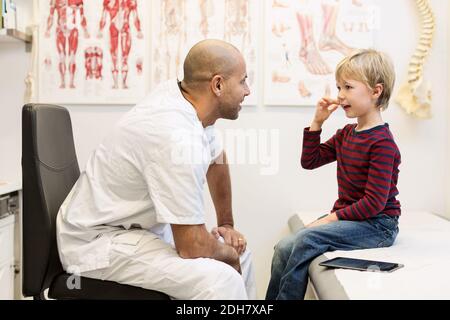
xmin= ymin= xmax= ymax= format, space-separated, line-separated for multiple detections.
xmin=336 ymin=49 xmax=395 ymax=110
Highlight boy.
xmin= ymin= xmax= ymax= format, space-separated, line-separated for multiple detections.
xmin=266 ymin=49 xmax=401 ymax=300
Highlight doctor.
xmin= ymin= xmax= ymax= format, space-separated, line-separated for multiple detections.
xmin=56 ymin=39 xmax=256 ymax=299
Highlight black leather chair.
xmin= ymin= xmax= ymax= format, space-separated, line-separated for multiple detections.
xmin=22 ymin=104 xmax=170 ymax=300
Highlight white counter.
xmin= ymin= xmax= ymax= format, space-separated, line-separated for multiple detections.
xmin=0 ymin=181 xmax=22 ymax=195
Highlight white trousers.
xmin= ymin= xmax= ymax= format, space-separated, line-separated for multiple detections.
xmin=82 ymin=230 xmax=257 ymax=300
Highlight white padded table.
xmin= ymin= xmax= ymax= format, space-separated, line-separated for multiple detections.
xmin=289 ymin=211 xmax=450 ymax=300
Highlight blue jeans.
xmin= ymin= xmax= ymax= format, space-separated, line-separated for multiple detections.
xmin=265 ymin=214 xmax=399 ymax=300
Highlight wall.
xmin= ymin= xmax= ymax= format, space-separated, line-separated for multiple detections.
xmin=0 ymin=43 xmax=29 ymax=183
xmin=0 ymin=0 xmax=32 ymax=183
xmin=0 ymin=0 xmax=448 ymax=300
xmin=227 ymin=0 xmax=449 ymax=298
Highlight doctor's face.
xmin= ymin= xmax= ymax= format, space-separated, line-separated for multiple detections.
xmin=218 ymin=57 xmax=251 ymax=120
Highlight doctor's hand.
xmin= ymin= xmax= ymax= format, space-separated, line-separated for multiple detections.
xmin=212 ymin=225 xmax=247 ymax=255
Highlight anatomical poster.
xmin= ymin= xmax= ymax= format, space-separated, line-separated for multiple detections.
xmin=264 ymin=0 xmax=375 ymax=106
xmin=150 ymin=0 xmax=259 ymax=105
xmin=38 ymin=0 xmax=150 ymax=104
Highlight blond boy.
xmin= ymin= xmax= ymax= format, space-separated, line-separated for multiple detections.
xmin=267 ymin=49 xmax=401 ymax=300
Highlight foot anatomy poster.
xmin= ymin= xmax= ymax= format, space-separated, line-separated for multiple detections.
xmin=36 ymin=0 xmax=375 ymax=106
xmin=264 ymin=0 xmax=375 ymax=106
xmin=150 ymin=0 xmax=259 ymax=105
xmin=38 ymin=0 xmax=149 ymax=104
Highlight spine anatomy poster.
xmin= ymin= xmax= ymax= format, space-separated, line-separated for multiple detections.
xmin=264 ymin=0 xmax=375 ymax=106
xmin=151 ymin=0 xmax=259 ymax=105
xmin=38 ymin=0 xmax=149 ymax=104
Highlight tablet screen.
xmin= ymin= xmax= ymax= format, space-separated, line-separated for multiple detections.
xmin=319 ymin=257 xmax=403 ymax=273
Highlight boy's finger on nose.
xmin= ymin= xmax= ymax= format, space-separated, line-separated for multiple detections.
xmin=328 ymin=104 xmax=339 ymax=112
xmin=326 ymin=97 xmax=339 ymax=104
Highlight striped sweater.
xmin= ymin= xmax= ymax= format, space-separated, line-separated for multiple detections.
xmin=301 ymin=123 xmax=401 ymax=221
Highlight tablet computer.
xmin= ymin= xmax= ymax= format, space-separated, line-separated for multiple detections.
xmin=319 ymin=257 xmax=404 ymax=273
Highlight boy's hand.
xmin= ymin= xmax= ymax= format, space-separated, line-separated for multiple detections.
xmin=310 ymin=98 xmax=340 ymax=131
xmin=306 ymin=213 xmax=339 ymax=228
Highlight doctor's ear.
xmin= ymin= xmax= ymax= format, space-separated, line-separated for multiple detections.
xmin=211 ymin=75 xmax=224 ymax=97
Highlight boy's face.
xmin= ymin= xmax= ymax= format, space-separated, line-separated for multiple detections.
xmin=336 ymin=78 xmax=380 ymax=119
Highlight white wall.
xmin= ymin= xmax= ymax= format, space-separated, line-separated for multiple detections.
xmin=1 ymin=0 xmax=448 ymax=300
xmin=207 ymin=0 xmax=450 ymax=299
xmin=0 ymin=42 xmax=29 ymax=183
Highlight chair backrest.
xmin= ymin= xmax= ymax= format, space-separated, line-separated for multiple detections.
xmin=22 ymin=104 xmax=80 ymax=297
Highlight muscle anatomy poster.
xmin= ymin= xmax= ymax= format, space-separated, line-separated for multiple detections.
xmin=38 ymin=0 xmax=149 ymax=104
xmin=264 ymin=0 xmax=375 ymax=106
xmin=151 ymin=0 xmax=259 ymax=105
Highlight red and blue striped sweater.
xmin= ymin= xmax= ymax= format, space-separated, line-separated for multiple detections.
xmin=301 ymin=123 xmax=401 ymax=221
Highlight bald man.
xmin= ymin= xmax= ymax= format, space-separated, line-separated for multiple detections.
xmin=56 ymin=40 xmax=256 ymax=299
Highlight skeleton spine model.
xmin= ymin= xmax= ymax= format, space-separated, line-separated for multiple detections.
xmin=396 ymin=0 xmax=435 ymax=119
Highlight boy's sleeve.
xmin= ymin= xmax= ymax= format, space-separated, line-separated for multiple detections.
xmin=335 ymin=139 xmax=398 ymax=221
xmin=301 ymin=127 xmax=339 ymax=170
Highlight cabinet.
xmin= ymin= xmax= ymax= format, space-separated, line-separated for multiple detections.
xmin=0 ymin=182 xmax=22 ymax=300
xmin=0 ymin=214 xmax=15 ymax=300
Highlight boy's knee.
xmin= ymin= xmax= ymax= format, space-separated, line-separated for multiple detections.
xmin=295 ymin=229 xmax=321 ymax=249
xmin=274 ymin=235 xmax=295 ymax=254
